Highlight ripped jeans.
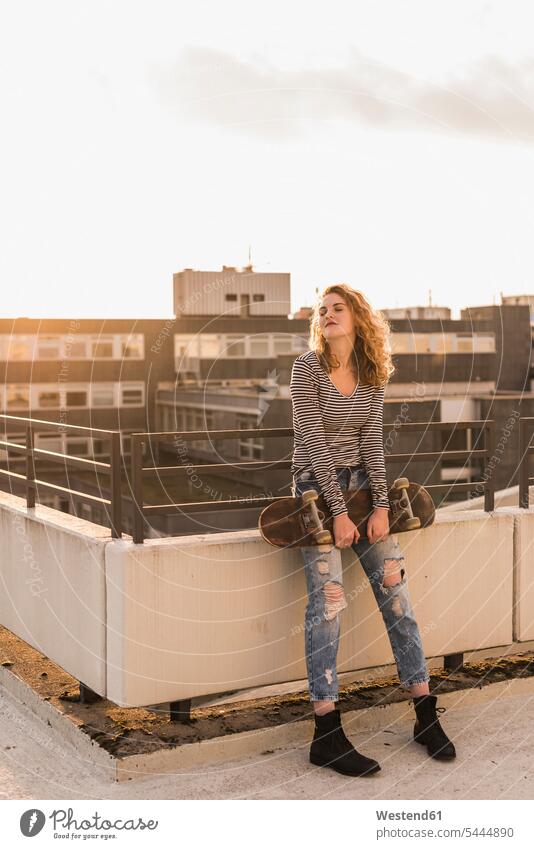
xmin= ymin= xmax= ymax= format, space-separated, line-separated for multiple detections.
xmin=292 ymin=464 xmax=430 ymax=701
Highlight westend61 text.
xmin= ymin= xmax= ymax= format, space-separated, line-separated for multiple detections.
xmin=376 ymin=810 xmax=442 ymax=820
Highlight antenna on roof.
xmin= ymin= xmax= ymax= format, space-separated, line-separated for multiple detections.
xmin=428 ymin=288 xmax=433 ymax=307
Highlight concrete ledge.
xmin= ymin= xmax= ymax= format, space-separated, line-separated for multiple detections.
xmin=497 ymin=507 xmax=534 ymax=642
xmin=0 ymin=491 xmax=110 ymax=696
xmin=0 ymin=494 xmax=531 ymax=712
xmin=105 ymin=510 xmax=516 ymax=705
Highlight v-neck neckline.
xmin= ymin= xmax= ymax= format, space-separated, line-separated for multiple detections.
xmin=313 ymin=352 xmax=359 ymax=398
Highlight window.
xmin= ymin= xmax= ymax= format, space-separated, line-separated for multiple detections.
xmin=431 ymin=334 xmax=454 ymax=354
xmin=66 ymin=437 xmax=90 ymax=456
xmin=224 ymin=334 xmax=246 ymax=356
xmin=120 ymin=433 xmax=133 ymax=454
xmin=92 ymin=437 xmax=108 ymax=456
xmin=225 ymin=293 xmax=237 ymax=301
xmin=184 ymin=408 xmax=213 ymax=448
xmin=249 ymin=334 xmax=270 ymax=356
xmin=2 ymin=333 xmax=151 ymax=361
xmin=175 ymin=335 xmax=200 ymax=359
xmin=120 ymin=383 xmax=144 ymax=406
xmin=38 ymin=390 xmax=61 ymax=408
xmin=0 ymin=432 xmax=24 ymax=462
xmin=252 ymin=294 xmax=265 ymax=302
xmin=65 ymin=390 xmax=87 ymax=407
xmin=36 ymin=433 xmax=63 ymax=454
xmin=121 ymin=334 xmax=144 ymax=359
xmin=390 ymin=334 xmax=413 ymax=353
xmin=473 ymin=333 xmax=495 ymax=353
xmin=92 ymin=337 xmax=114 ymax=358
xmin=8 ymin=336 xmax=35 ymax=361
xmin=273 ymin=334 xmax=292 ymax=354
xmin=456 ymin=335 xmax=473 ymax=353
xmin=237 ymin=414 xmax=263 ymax=460
xmin=65 ymin=337 xmax=89 ymax=358
xmin=6 ymin=385 xmax=29 ymax=409
xmin=160 ymin=406 xmax=178 ymax=432
xmin=413 ymin=334 xmax=432 ymax=354
xmin=91 ymin=384 xmax=115 ymax=407
xmin=198 ymin=335 xmax=220 ymax=358
xmin=37 ymin=335 xmax=61 ymax=359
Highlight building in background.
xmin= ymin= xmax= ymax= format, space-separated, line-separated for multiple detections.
xmin=2 ymin=270 xmax=534 ymax=535
xmin=501 ymin=293 xmax=534 ymax=319
xmin=382 ymin=305 xmax=451 ymax=320
xmin=173 ymin=265 xmax=291 ymax=318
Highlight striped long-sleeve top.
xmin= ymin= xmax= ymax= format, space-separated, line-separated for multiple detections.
xmin=290 ymin=350 xmax=389 ymax=516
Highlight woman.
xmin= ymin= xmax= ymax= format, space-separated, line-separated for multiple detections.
xmin=290 ymin=283 xmax=455 ymax=777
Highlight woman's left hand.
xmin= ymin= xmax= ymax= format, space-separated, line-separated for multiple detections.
xmin=367 ymin=507 xmax=390 ymax=544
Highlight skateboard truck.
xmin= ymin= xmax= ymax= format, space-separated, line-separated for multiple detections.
xmin=391 ymin=477 xmax=421 ymax=531
xmin=301 ymin=479 xmax=421 ymax=542
xmin=300 ymin=489 xmax=333 ymax=545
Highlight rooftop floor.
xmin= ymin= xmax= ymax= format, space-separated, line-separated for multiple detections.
xmin=1 ymin=624 xmax=534 ymax=799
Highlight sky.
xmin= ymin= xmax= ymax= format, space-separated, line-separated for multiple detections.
xmin=2 ymin=1 xmax=534 ymax=318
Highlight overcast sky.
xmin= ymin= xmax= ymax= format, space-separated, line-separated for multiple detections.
xmin=2 ymin=0 xmax=534 ymax=318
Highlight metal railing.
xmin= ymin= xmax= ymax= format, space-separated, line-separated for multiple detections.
xmin=519 ymin=417 xmax=534 ymax=509
xmin=130 ymin=419 xmax=496 ymax=543
xmin=0 ymin=414 xmax=123 ymax=537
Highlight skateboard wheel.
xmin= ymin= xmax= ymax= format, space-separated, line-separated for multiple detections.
xmin=314 ymin=530 xmax=332 ymax=545
xmin=403 ymin=517 xmax=421 ymax=530
xmin=393 ymin=477 xmax=410 ymax=490
xmin=302 ymin=489 xmax=319 ymax=504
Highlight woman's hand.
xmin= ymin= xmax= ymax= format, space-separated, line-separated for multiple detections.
xmin=367 ymin=507 xmax=390 ymax=544
xmin=333 ymin=513 xmax=360 ymax=548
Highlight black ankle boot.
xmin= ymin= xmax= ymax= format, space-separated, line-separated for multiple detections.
xmin=310 ymin=709 xmax=381 ymax=776
xmin=413 ymin=695 xmax=456 ymax=760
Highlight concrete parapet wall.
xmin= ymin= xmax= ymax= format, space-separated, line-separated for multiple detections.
xmin=0 ymin=491 xmax=109 ymax=696
xmin=499 ymin=507 xmax=534 ymax=642
xmin=105 ymin=509 xmax=518 ymax=706
xmin=338 ymin=509 xmax=514 ymax=674
xmin=0 ymin=491 xmax=531 ymax=707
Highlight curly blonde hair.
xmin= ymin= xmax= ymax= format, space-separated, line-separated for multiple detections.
xmin=309 ymin=283 xmax=395 ymax=387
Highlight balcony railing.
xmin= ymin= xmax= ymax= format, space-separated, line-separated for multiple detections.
xmin=0 ymin=414 xmax=123 ymax=537
xmin=130 ymin=419 xmax=496 ymax=543
xmin=5 ymin=415 xmax=530 ymax=543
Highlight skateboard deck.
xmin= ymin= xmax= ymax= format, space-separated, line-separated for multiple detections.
xmin=259 ymin=477 xmax=435 ymax=548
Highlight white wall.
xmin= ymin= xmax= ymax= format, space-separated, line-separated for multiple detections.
xmin=105 ymin=510 xmax=516 ymax=706
xmin=1 ymin=491 xmax=531 ymax=708
xmin=502 ymin=507 xmax=534 ymax=642
xmin=0 ymin=491 xmax=109 ymax=696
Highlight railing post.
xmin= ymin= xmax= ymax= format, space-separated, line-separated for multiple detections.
xmin=110 ymin=431 xmax=122 ymax=538
xmin=484 ymin=420 xmax=495 ymax=512
xmin=132 ymin=434 xmax=145 ymax=544
xmin=443 ymin=652 xmax=464 ymax=673
xmin=519 ymin=417 xmax=530 ymax=509
xmin=169 ymin=698 xmax=192 ymax=723
xmin=25 ymin=425 xmax=35 ymax=509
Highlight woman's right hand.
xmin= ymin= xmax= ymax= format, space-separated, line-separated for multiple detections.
xmin=333 ymin=513 xmax=360 ymax=548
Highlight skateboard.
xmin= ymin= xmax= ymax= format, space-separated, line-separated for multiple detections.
xmin=259 ymin=477 xmax=435 ymax=548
